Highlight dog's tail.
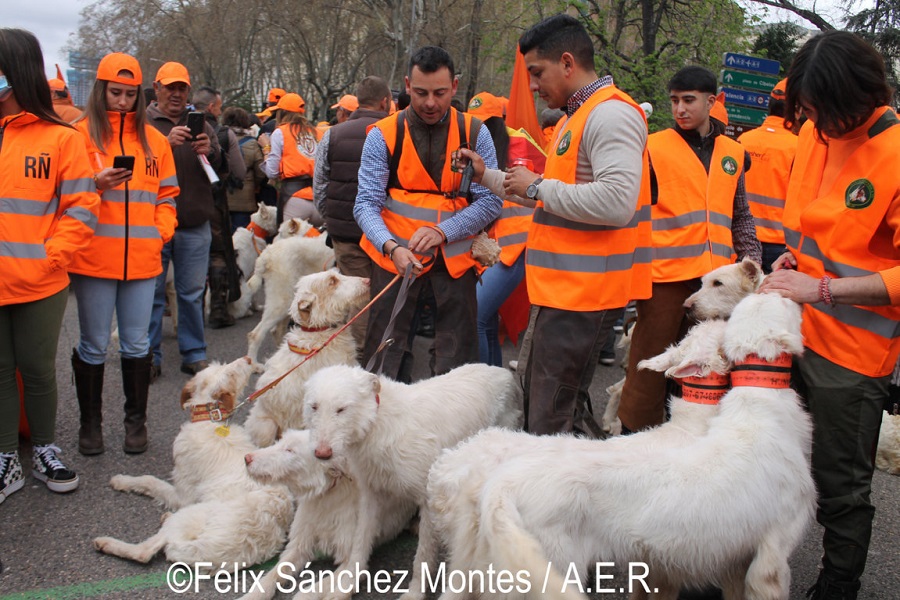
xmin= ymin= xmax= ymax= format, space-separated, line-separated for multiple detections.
xmin=479 ymin=485 xmax=587 ymax=600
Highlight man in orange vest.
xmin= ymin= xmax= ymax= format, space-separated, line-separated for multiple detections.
xmin=48 ymin=77 xmax=82 ymax=123
xmin=354 ymin=46 xmax=502 ymax=382
xmin=460 ymin=14 xmax=652 ymax=435
xmin=617 ymin=66 xmax=762 ymax=435
xmin=737 ymin=78 xmax=798 ymax=273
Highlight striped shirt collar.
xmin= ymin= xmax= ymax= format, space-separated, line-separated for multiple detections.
xmin=565 ymin=76 xmax=614 ymax=117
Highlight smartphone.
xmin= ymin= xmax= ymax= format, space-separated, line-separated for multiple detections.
xmin=187 ymin=111 xmax=205 ymax=140
xmin=112 ymin=155 xmax=135 ymax=171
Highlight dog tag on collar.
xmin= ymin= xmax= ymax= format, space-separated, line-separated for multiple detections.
xmin=215 ymin=425 xmax=231 ymax=437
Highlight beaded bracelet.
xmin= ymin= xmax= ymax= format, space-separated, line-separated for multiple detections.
xmin=388 ymin=244 xmax=401 ymax=260
xmin=819 ymin=275 xmax=835 ymax=306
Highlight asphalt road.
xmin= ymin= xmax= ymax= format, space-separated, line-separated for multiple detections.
xmin=1 ymin=294 xmax=897 ymax=599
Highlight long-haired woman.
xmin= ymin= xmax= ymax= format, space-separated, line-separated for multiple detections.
xmin=0 ymin=28 xmax=100 ymax=500
xmin=69 ymin=52 xmax=178 ymax=456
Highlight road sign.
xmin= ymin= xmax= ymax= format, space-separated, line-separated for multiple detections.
xmin=723 ymin=53 xmax=781 ymax=76
xmin=726 ymin=105 xmax=768 ymax=126
xmin=720 ymin=70 xmax=780 ymax=94
xmin=724 ymin=123 xmax=759 ymax=140
xmin=721 ymin=87 xmax=770 ymax=110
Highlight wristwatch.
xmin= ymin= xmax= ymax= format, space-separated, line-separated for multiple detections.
xmin=525 ymin=177 xmax=543 ymax=200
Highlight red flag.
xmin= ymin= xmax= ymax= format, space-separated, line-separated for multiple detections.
xmin=506 ymin=45 xmax=542 ymax=143
xmin=55 ymin=64 xmax=66 ymax=85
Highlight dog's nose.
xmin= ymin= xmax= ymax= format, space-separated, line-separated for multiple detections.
xmin=244 ymin=454 xmax=253 ymax=466
xmin=315 ymin=445 xmax=333 ymax=460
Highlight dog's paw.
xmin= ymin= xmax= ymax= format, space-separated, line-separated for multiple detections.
xmin=109 ymin=474 xmax=133 ymax=491
xmin=93 ymin=537 xmax=112 ymax=553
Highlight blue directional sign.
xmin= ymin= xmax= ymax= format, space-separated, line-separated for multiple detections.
xmin=721 ymin=87 xmax=770 ymax=110
xmin=723 ymin=53 xmax=781 ymax=76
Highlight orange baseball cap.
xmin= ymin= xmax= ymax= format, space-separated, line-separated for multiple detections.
xmin=331 ymin=94 xmax=359 ymax=112
xmin=770 ymin=78 xmax=788 ymax=100
xmin=276 ymin=92 xmax=306 ymax=114
xmin=267 ymin=87 xmax=287 ymax=104
xmin=155 ymin=62 xmax=191 ymax=86
xmin=48 ymin=78 xmax=66 ymax=92
xmin=467 ymin=92 xmax=504 ymax=120
xmin=710 ymin=91 xmax=729 ymax=126
xmin=96 ymin=53 xmax=142 ymax=86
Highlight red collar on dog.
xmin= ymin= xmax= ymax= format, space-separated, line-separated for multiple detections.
xmin=678 ymin=372 xmax=731 ymax=404
xmin=247 ymin=222 xmax=268 ymax=239
xmin=189 ymin=401 xmax=231 ymax=423
xmin=298 ymin=324 xmax=333 ymax=333
xmin=731 ymin=353 xmax=793 ymax=388
xmin=375 ymin=394 xmax=380 ymax=406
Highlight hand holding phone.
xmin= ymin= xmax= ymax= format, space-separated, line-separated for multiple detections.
xmin=113 ymin=155 xmax=135 ymax=171
xmin=187 ymin=111 xmax=205 ymax=140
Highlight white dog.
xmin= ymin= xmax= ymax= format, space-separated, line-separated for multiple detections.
xmin=239 ymin=429 xmax=417 ymax=600
xmin=227 ymin=203 xmax=278 ymax=319
xmin=93 ymin=357 xmax=294 ymax=567
xmin=877 ymin=410 xmax=900 ymax=475
xmin=414 ymin=292 xmax=813 ymax=600
xmin=244 ymin=271 xmax=368 ymax=447
xmin=301 ymin=363 xmax=523 ymax=600
xmin=246 ymin=226 xmax=335 ymax=362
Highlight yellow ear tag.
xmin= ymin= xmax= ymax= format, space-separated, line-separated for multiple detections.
xmin=215 ymin=425 xmax=231 ymax=437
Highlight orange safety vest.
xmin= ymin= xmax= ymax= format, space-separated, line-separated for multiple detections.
xmin=359 ymin=109 xmax=483 ymax=278
xmin=526 ymin=86 xmax=652 ymax=311
xmin=70 ymin=112 xmax=179 ymax=280
xmin=648 ymin=129 xmax=742 ymax=283
xmin=783 ymin=108 xmax=900 ymax=377
xmin=0 ymin=112 xmax=100 ymax=305
xmin=738 ymin=115 xmax=797 ymax=245
xmin=278 ymin=123 xmax=319 ymax=200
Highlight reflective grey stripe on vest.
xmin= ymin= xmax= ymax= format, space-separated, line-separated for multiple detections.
xmin=799 ymin=236 xmax=877 ymax=279
xmin=808 ymin=302 xmax=900 ymax=340
xmin=59 ymin=177 xmax=95 ymax=195
xmin=444 ymin=238 xmax=474 ymax=258
xmin=500 ymin=206 xmax=534 ymax=219
xmin=653 ymin=241 xmax=733 ymax=261
xmin=0 ymin=241 xmax=46 ymax=259
xmin=160 ymin=175 xmax=179 ymax=188
xmin=754 ymin=217 xmax=784 ymax=232
xmin=653 ymin=209 xmax=732 ymax=231
xmin=157 ymin=197 xmax=176 ymax=207
xmin=94 ymin=224 xmax=161 ymax=239
xmin=746 ymin=192 xmax=785 ymax=208
xmin=384 ymin=197 xmax=440 ymax=224
xmin=104 ymin=189 xmax=159 ymax=205
xmin=498 ymin=232 xmax=528 ymax=247
xmin=784 ymin=227 xmax=801 ymax=249
xmin=528 ymin=246 xmax=652 ymax=274
xmin=0 ymin=197 xmax=59 ymax=217
xmin=63 ymin=206 xmax=98 ymax=230
xmin=533 ymin=204 xmax=649 ymax=232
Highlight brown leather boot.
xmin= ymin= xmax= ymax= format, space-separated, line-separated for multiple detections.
xmin=71 ymin=349 xmax=104 ymax=455
xmin=122 ymin=354 xmax=152 ymax=454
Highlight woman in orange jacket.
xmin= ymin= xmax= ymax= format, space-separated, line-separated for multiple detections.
xmin=69 ymin=53 xmax=179 ymax=456
xmin=0 ymin=29 xmax=100 ymax=501
xmin=759 ymin=31 xmax=900 ymax=600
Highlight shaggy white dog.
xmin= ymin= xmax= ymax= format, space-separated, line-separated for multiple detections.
xmin=412 ymin=292 xmax=814 ymax=600
xmin=93 ymin=357 xmax=294 ymax=567
xmin=877 ymin=411 xmax=900 ymax=475
xmin=301 ymin=363 xmax=522 ymax=600
xmin=239 ymin=429 xmax=417 ymax=600
xmin=246 ymin=225 xmax=335 ymax=362
xmin=244 ymin=271 xmax=368 ymax=447
xmin=227 ymin=203 xmax=278 ymax=319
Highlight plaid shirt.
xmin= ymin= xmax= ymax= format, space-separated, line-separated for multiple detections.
xmin=565 ymin=76 xmax=615 ymax=117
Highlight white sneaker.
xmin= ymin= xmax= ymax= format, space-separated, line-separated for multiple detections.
xmin=1 ymin=451 xmax=25 ymax=504
xmin=32 ymin=444 xmax=79 ymax=493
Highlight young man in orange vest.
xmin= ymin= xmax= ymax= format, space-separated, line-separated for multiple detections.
xmin=737 ymin=78 xmax=798 ymax=273
xmin=354 ymin=46 xmax=502 ymax=382
xmin=460 ymin=14 xmax=652 ymax=435
xmin=617 ymin=66 xmax=762 ymax=435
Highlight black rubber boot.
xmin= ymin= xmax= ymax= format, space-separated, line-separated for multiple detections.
xmin=122 ymin=354 xmax=152 ymax=454
xmin=207 ymin=267 xmax=235 ymax=329
xmin=71 ymin=349 xmax=104 ymax=456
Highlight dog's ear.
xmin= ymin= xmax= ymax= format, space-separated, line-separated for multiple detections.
xmin=740 ymin=258 xmax=764 ymax=290
xmin=288 ymin=219 xmax=300 ymax=235
xmin=215 ymin=389 xmax=237 ymax=412
xmin=296 ymin=295 xmax=314 ymax=326
xmin=180 ymin=380 xmax=196 ymax=409
xmin=668 ymin=363 xmax=704 ymax=379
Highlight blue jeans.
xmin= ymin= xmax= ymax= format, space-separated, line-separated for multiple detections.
xmin=149 ymin=223 xmax=210 ymax=366
xmin=476 ymin=253 xmax=526 ymax=366
xmin=70 ymin=274 xmax=156 ymax=364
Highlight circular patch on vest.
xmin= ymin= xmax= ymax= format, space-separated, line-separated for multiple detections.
xmin=721 ymin=156 xmax=738 ymax=176
xmin=468 ymin=97 xmax=483 ymax=109
xmin=556 ymin=130 xmax=572 ymax=156
xmin=845 ymin=179 xmax=875 ymax=209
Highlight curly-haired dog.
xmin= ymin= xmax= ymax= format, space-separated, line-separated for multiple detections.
xmin=93 ymin=357 xmax=294 ymax=567
xmin=244 ymin=271 xmax=368 ymax=447
xmin=239 ymin=429 xmax=416 ymax=600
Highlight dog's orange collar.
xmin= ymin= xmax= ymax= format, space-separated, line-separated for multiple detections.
xmin=189 ymin=401 xmax=231 ymax=423
xmin=247 ymin=222 xmax=269 ymax=239
xmin=288 ymin=342 xmax=315 ymax=355
xmin=305 ymin=227 xmax=322 ymax=238
xmin=731 ymin=353 xmax=793 ymax=389
xmin=678 ymin=372 xmax=730 ymax=404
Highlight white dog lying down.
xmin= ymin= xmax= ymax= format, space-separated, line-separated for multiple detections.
xmin=301 ymin=363 xmax=522 ymax=600
xmin=239 ymin=429 xmax=417 ymax=600
xmin=244 ymin=271 xmax=368 ymax=447
xmin=246 ymin=220 xmax=335 ymax=362
xmin=417 ymin=293 xmax=814 ymax=600
xmin=93 ymin=357 xmax=294 ymax=567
